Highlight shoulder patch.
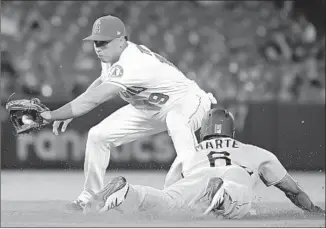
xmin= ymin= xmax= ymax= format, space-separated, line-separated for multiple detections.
xmin=109 ymin=65 xmax=124 ymax=77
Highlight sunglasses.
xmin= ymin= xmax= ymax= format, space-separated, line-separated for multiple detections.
xmin=94 ymin=40 xmax=114 ymax=48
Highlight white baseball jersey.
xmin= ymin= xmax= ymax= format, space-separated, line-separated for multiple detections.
xmin=184 ymin=137 xmax=287 ymax=187
xmin=100 ymin=42 xmax=204 ymax=111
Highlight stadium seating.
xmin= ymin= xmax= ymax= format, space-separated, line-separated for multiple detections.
xmin=1 ymin=1 xmax=324 ymax=103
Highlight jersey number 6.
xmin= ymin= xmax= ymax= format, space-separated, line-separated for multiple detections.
xmin=207 ymin=151 xmax=254 ymax=176
xmin=207 ymin=151 xmax=232 ymax=167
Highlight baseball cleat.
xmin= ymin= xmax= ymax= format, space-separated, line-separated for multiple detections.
xmin=65 ymin=199 xmax=86 ymax=212
xmin=203 ymin=177 xmax=225 ymax=216
xmin=84 ymin=176 xmax=129 ymax=214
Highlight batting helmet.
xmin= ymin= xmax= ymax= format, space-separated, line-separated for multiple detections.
xmin=200 ymin=108 xmax=235 ymax=141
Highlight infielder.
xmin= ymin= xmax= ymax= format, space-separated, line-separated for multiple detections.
xmin=40 ymin=15 xmax=217 ymax=209
xmin=84 ymin=108 xmax=325 ymax=219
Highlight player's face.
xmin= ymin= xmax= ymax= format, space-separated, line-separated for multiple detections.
xmin=93 ymin=39 xmax=121 ymax=63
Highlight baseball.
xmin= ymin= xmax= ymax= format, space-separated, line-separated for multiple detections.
xmin=22 ymin=115 xmax=34 ymax=125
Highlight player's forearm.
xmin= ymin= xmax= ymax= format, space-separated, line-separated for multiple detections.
xmin=49 ymin=82 xmax=121 ymax=120
xmin=285 ymin=190 xmax=324 ymax=214
xmin=49 ymin=78 xmax=103 ymax=120
xmin=49 ymin=93 xmax=92 ymax=120
xmin=275 ymin=173 xmax=325 ymax=214
xmin=50 ymin=92 xmax=104 ymax=120
xmin=285 ymin=190 xmax=314 ymax=211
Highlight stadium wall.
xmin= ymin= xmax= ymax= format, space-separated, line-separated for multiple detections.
xmin=1 ymin=100 xmax=324 ymax=171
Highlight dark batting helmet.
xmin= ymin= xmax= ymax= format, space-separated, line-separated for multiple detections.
xmin=200 ymin=108 xmax=235 ymax=141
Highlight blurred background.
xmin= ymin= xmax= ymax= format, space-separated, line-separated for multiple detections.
xmin=0 ymin=1 xmax=325 ymax=172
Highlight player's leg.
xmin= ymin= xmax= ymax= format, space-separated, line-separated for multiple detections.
xmin=85 ymin=167 xmax=248 ymax=217
xmin=203 ymin=166 xmax=253 ymax=219
xmin=89 ymin=167 xmax=252 ymax=218
xmin=77 ymin=104 xmax=166 ymax=204
xmin=161 ymin=166 xmax=253 ymax=218
xmin=116 ymin=184 xmax=181 ymax=215
xmin=110 ymin=168 xmax=226 ymax=216
xmin=165 ymin=92 xmax=212 ymax=171
xmin=84 ymin=176 xmax=183 ymax=216
xmin=123 ymin=166 xmax=229 ymax=216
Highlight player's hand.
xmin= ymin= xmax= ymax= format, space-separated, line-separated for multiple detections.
xmin=311 ymin=206 xmax=325 ymax=215
xmin=304 ymin=206 xmax=325 ymax=216
xmin=40 ymin=111 xmax=52 ymax=123
xmin=52 ymin=118 xmax=73 ymax=135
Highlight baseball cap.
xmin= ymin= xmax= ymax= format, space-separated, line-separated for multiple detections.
xmin=83 ymin=15 xmax=127 ymax=41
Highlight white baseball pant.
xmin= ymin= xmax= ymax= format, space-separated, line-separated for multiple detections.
xmin=115 ymin=165 xmax=253 ymax=219
xmin=77 ymin=92 xmax=214 ymax=203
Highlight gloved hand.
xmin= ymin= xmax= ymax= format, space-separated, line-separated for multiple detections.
xmin=6 ymin=98 xmax=50 ymax=135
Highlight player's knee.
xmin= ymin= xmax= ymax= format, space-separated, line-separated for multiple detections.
xmin=87 ymin=126 xmax=108 ymax=144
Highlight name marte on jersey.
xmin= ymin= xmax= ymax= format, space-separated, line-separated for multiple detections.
xmin=195 ymin=139 xmax=239 ymax=151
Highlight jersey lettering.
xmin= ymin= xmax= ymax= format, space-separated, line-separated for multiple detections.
xmin=120 ymin=86 xmax=170 ymax=106
xmin=192 ymin=139 xmax=254 ymax=176
xmin=120 ymin=86 xmax=147 ymax=98
xmin=195 ymin=139 xmax=239 ymax=151
xmin=148 ymin=93 xmax=169 ymax=105
xmin=187 ymin=138 xmax=286 ymax=183
xmin=136 ymin=44 xmax=179 ymax=70
xmin=206 ymin=150 xmax=253 ymax=176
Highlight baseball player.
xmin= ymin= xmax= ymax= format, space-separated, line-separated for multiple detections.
xmin=84 ymin=108 xmax=325 ymax=219
xmin=40 ymin=15 xmax=217 ymax=210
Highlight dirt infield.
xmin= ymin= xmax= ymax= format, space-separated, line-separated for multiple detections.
xmin=1 ymin=170 xmax=325 ymax=227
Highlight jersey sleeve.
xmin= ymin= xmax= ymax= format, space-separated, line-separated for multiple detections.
xmin=256 ymin=147 xmax=287 ymax=187
xmin=100 ymin=61 xmax=111 ymax=81
xmin=102 ymin=61 xmax=149 ymax=91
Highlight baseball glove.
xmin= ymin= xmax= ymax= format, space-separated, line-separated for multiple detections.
xmin=5 ymin=98 xmax=50 ymax=135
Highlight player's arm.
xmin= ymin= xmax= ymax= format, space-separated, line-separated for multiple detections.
xmin=274 ymin=174 xmax=325 ymax=215
xmin=42 ymin=82 xmax=123 ymax=121
xmin=51 ymin=77 xmax=104 ymax=135
xmin=86 ymin=77 xmax=103 ymax=92
xmin=85 ymin=60 xmax=112 ymax=92
xmin=86 ymin=59 xmax=112 ymax=91
xmin=256 ymin=146 xmax=325 ymax=215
